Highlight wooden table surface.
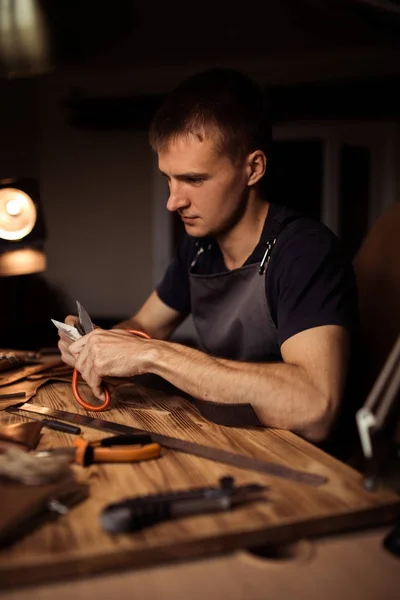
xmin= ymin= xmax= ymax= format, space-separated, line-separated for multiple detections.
xmin=1 ymin=372 xmax=399 ymax=596
xmin=1 ymin=526 xmax=400 ymax=600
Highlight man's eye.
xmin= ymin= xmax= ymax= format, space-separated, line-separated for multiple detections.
xmin=186 ymin=177 xmax=203 ymax=185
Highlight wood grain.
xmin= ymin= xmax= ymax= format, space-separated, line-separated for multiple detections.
xmin=0 ymin=377 xmax=399 ymax=589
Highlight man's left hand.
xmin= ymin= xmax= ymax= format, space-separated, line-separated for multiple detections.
xmin=69 ymin=329 xmax=150 ymax=400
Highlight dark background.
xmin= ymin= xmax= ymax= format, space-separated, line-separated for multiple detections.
xmin=0 ymin=0 xmax=399 ymax=349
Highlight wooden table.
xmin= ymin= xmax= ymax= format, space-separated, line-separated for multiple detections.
xmin=1 ymin=374 xmax=399 ymax=598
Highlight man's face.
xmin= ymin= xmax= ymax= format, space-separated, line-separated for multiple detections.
xmin=157 ymin=135 xmax=249 ymax=239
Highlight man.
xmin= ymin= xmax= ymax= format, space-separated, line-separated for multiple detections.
xmin=59 ymin=68 xmax=358 ymax=453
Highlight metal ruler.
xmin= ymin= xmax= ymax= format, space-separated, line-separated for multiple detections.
xmin=7 ymin=402 xmax=328 ymax=487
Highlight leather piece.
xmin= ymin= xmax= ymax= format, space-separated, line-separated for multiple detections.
xmin=0 ymin=421 xmax=43 ymax=451
xmin=189 ymin=397 xmax=264 ymax=428
xmin=0 ymin=376 xmax=73 ymax=411
xmin=0 ymin=360 xmax=66 ymax=387
xmin=26 ymin=366 xmax=72 ymax=380
xmin=0 ymin=478 xmax=88 ymax=548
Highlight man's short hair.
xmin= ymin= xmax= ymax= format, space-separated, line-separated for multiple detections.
xmin=149 ymin=68 xmax=272 ymax=164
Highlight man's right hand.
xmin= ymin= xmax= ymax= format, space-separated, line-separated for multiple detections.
xmin=58 ymin=315 xmax=80 ymax=367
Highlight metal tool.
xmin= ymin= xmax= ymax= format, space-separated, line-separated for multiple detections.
xmin=101 ymin=475 xmax=267 ymax=533
xmin=8 ymin=403 xmax=328 ymax=486
xmin=0 ymin=392 xmax=26 ymax=400
xmin=52 ymin=301 xmax=151 ymax=411
xmin=34 ymin=433 xmax=161 ymax=466
xmin=50 ymin=320 xmax=82 ymax=342
xmin=5 ymin=409 xmax=81 ymax=434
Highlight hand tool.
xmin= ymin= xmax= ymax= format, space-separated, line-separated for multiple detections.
xmin=101 ymin=475 xmax=267 ymax=533
xmin=52 ymin=301 xmax=151 ymax=411
xmin=35 ymin=433 xmax=161 ymax=466
xmin=7 ymin=403 xmax=328 ymax=486
xmin=8 ymin=411 xmax=81 ymax=435
xmin=0 ymin=392 xmax=26 ymax=400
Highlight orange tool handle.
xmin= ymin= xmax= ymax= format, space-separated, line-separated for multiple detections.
xmin=91 ymin=443 xmax=161 ymax=463
xmin=72 ymin=329 xmax=151 ymax=411
xmin=74 ymin=437 xmax=161 ymax=466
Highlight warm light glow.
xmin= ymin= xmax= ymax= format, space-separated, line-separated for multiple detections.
xmin=0 ymin=187 xmax=37 ymax=240
xmin=0 ymin=247 xmax=46 ymax=276
xmin=5 ymin=197 xmax=23 ymax=216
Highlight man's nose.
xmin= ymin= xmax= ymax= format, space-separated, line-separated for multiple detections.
xmin=166 ymin=187 xmax=189 ymax=212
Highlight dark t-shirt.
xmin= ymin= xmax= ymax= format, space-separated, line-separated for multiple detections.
xmin=157 ymin=203 xmax=359 ymax=344
xmin=157 ymin=203 xmax=360 ymax=459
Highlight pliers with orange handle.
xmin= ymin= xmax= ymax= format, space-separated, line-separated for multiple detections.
xmin=37 ymin=433 xmax=161 ymax=466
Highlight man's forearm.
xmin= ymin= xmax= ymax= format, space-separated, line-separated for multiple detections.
xmin=144 ymin=340 xmax=334 ymax=441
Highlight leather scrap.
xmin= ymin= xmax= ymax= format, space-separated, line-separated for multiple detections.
xmin=189 ymin=397 xmax=264 ymax=428
xmin=0 ymin=360 xmax=66 ymax=387
xmin=0 ymin=421 xmax=43 ymax=452
xmin=0 ymin=477 xmax=88 ymax=548
xmin=26 ymin=366 xmax=72 ymax=380
xmin=0 ymin=376 xmax=73 ymax=410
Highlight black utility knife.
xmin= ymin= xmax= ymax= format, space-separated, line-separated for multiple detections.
xmin=100 ymin=476 xmax=267 ymax=533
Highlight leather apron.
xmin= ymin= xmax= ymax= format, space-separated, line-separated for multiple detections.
xmin=189 ymin=242 xmax=281 ymax=362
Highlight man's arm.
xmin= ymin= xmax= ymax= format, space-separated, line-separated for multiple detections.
xmin=146 ymin=324 xmax=349 ymax=441
xmin=70 ymin=323 xmax=350 ymax=442
xmin=113 ymin=291 xmax=187 ymax=340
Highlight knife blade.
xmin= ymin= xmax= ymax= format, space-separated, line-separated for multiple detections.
xmin=51 ymin=320 xmax=82 ymax=342
xmin=76 ymin=301 xmax=95 ymax=334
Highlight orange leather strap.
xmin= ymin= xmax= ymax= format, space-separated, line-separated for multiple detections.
xmin=72 ymin=329 xmax=151 ymax=411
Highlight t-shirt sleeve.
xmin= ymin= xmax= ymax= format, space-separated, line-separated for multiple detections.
xmin=267 ymin=224 xmax=358 ymax=346
xmin=156 ymin=236 xmax=193 ymax=315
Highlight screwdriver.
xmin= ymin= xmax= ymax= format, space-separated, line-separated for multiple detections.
xmin=6 ymin=408 xmax=81 ymax=435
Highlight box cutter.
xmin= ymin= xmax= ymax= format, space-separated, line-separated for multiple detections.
xmin=101 ymin=476 xmax=267 ymax=533
xmin=35 ymin=434 xmax=161 ymax=467
xmin=52 ymin=301 xmax=150 ymax=411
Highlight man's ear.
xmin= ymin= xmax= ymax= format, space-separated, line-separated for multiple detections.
xmin=246 ymin=150 xmax=267 ymax=186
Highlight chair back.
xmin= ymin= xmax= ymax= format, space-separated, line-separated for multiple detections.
xmin=353 ymin=202 xmax=400 ymax=399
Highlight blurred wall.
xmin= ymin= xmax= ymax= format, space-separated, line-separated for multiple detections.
xmin=0 ymin=79 xmax=38 ymax=180
xmin=35 ymin=71 xmax=155 ymax=320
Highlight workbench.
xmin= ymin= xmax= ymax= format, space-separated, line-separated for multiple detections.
xmin=0 ymin=370 xmax=399 ymax=599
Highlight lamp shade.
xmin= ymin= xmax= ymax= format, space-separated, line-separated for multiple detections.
xmin=0 ymin=177 xmax=46 ymax=276
xmin=0 ymin=0 xmax=53 ymax=79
